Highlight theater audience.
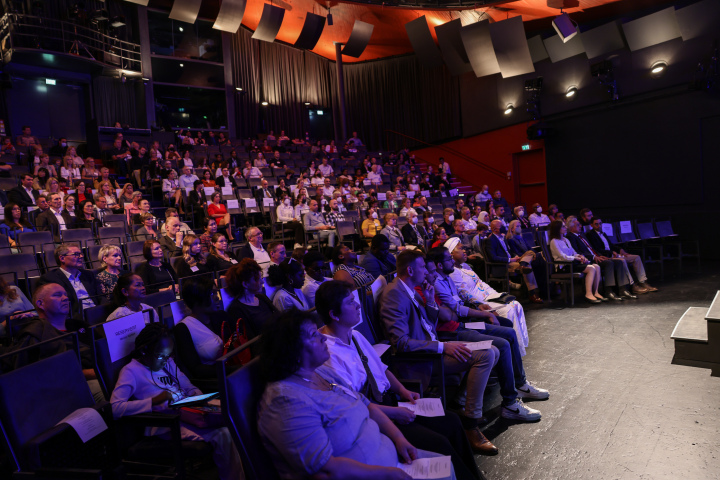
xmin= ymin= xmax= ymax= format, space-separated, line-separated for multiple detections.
xmin=0 ymin=202 xmax=36 ymax=247
xmin=177 ymin=275 xmax=224 ymax=369
xmin=548 ymin=220 xmax=604 ymax=304
xmin=300 ymin=250 xmax=330 ymax=308
xmin=360 ymin=234 xmax=397 ymax=279
xmin=175 ymin=234 xmax=210 ymax=278
xmin=267 ymin=258 xmax=310 ymax=311
xmin=110 ymin=323 xmax=242 ymax=480
xmin=135 ymin=240 xmax=178 ymax=294
xmin=225 ymin=258 xmax=278 ymax=340
xmin=206 ymin=233 xmax=238 ymax=271
xmin=8 ymin=174 xmax=39 ymax=207
xmin=107 ymin=273 xmax=156 ymax=324
xmin=96 ymin=245 xmax=126 ymax=301
xmin=37 ymin=243 xmax=98 ymax=318
xmin=158 ymin=217 xmax=184 ymax=257
xmin=529 ymin=203 xmax=551 ymax=227
xmin=258 ymin=308 xmax=455 ymax=480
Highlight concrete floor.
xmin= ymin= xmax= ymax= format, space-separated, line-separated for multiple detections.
xmin=477 ymin=265 xmax=720 ymax=480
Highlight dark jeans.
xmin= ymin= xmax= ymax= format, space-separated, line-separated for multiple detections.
xmin=398 ymin=411 xmax=479 ymax=480
xmin=456 ymin=320 xmax=527 ymax=406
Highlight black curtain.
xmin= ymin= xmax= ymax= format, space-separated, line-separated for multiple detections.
xmin=230 ymin=27 xmax=460 ymax=150
xmin=92 ymin=76 xmax=138 ymax=127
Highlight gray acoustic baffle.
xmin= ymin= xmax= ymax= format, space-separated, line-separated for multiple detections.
xmin=294 ymin=13 xmax=326 ymax=50
xmin=544 ymin=31 xmax=585 ymax=63
xmin=488 ymin=16 xmax=535 ymax=78
xmin=252 ymin=3 xmax=286 ymax=43
xmin=527 ymin=35 xmax=549 ymax=63
xmin=436 ymin=18 xmax=473 ymax=76
xmin=460 ymin=20 xmax=500 ymax=78
xmin=622 ymin=7 xmax=681 ymax=52
xmin=213 ymin=0 xmax=247 ymax=33
xmin=169 ymin=0 xmax=201 ymax=24
xmin=582 ymin=21 xmax=625 ymax=59
xmin=676 ymin=0 xmax=720 ymax=41
xmin=405 ymin=16 xmax=443 ymax=69
xmin=342 ymin=20 xmax=374 ymax=58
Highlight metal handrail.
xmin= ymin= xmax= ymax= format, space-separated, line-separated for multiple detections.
xmin=385 ymin=129 xmax=506 ymax=179
xmin=0 ymin=13 xmax=141 ymax=72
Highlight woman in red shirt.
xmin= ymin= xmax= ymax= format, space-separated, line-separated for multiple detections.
xmin=207 ymin=192 xmax=234 ymax=241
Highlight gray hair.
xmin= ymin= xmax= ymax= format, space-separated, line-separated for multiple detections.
xmin=245 ymin=227 xmax=260 ymax=241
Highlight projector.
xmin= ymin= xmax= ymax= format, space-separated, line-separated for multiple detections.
xmin=552 ymin=13 xmax=578 ymax=43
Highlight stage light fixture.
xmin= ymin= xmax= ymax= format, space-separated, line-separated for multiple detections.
xmin=651 ymin=61 xmax=667 ymax=75
xmin=236 ymin=87 xmax=243 ymax=91
xmin=504 ymin=104 xmax=514 ymax=115
xmin=109 ymin=15 xmax=125 ymax=28
xmin=179 ymin=63 xmax=184 ymax=67
xmin=179 ymin=27 xmax=184 ymax=32
xmin=261 ymin=101 xmax=269 ymax=106
xmin=304 ymin=102 xmax=311 ymax=106
xmin=565 ymin=86 xmax=577 ymax=97
xmin=552 ymin=12 xmax=578 ymax=43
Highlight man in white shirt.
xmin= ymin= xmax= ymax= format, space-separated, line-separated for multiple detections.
xmin=242 ymin=160 xmax=262 ymax=179
xmin=275 ymin=195 xmax=304 ymax=249
xmin=475 ymin=185 xmax=492 ymax=205
xmin=366 ymin=164 xmax=382 ymax=184
xmin=322 ymin=177 xmax=335 ymax=196
xmin=36 ymin=193 xmax=73 ymax=242
xmin=179 ymin=166 xmax=199 ymax=189
xmin=318 ymin=157 xmax=334 ymax=177
xmin=217 ymin=167 xmax=234 ymax=188
xmin=242 ymin=227 xmax=271 ymax=273
xmin=460 ymin=207 xmax=478 ymax=235
xmin=268 ymin=242 xmax=286 ymax=271
xmin=37 ymin=244 xmax=99 ymax=317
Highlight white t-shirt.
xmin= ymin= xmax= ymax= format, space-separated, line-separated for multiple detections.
xmin=180 ymin=316 xmax=223 ymax=365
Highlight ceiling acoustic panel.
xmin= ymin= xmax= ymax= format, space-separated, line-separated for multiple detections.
xmin=582 ymin=20 xmax=625 ymax=59
xmin=405 ymin=16 xmax=443 ymax=69
xmin=488 ymin=16 xmax=534 ymax=78
xmin=168 ymin=0 xmax=201 ymax=24
xmin=342 ymin=20 xmax=374 ymax=58
xmin=252 ymin=4 xmax=286 ymax=43
xmin=622 ymin=7 xmax=681 ymax=52
xmin=676 ymin=0 xmax=720 ymax=41
xmin=294 ymin=13 xmax=326 ymax=50
xmin=527 ymin=35 xmax=549 ymax=63
xmin=460 ymin=20 xmax=500 ymax=78
xmin=436 ymin=19 xmax=473 ymax=76
xmin=544 ymin=32 xmax=585 ymax=63
xmin=213 ymin=0 xmax=247 ymax=33
xmin=125 ymin=0 xmax=149 ymax=6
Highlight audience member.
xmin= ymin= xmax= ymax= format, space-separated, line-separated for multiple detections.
xmin=175 ymin=234 xmax=210 ymax=278
xmin=401 ymin=209 xmax=429 ymax=250
xmin=0 ymin=202 xmax=36 ymax=247
xmin=528 ymin=203 xmax=551 ymax=227
xmin=208 ymin=192 xmax=233 ymax=241
xmin=332 ymin=244 xmax=376 ymax=288
xmin=206 ymin=233 xmax=238 ymax=271
xmin=37 ymin=243 xmax=98 ymax=318
xmin=198 ymin=217 xmax=217 ymax=254
xmin=238 ymin=227 xmax=270 ymax=272
xmin=267 ymin=258 xmax=310 ymax=310
xmin=158 ymin=217 xmax=183 ymax=257
xmin=96 ymin=244 xmax=126 ymax=301
xmin=380 ymin=213 xmax=406 ymax=252
xmin=225 ymin=258 xmax=278 ymax=340
xmin=177 ymin=275 xmax=224 ymax=370
xmin=303 ymin=199 xmax=336 ymax=247
xmin=8 ymin=174 xmax=39 ymax=207
xmin=107 ymin=273 xmax=155 ymax=324
xmin=276 ymin=194 xmax=304 ymax=249
xmin=136 ymin=240 xmax=178 ymax=294
xmin=300 ymin=250 xmax=330 ymax=308
xmin=548 ymin=220 xmax=604 ymax=304
xmin=360 ymin=234 xmax=397 ymax=279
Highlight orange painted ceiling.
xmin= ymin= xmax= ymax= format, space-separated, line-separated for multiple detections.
xmin=159 ymin=0 xmax=678 ymax=62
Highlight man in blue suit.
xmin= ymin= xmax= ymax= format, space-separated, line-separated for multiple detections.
xmin=486 ymin=220 xmax=543 ymax=304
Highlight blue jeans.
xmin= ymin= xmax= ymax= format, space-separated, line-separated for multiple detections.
xmin=456 ymin=319 xmax=527 ymax=406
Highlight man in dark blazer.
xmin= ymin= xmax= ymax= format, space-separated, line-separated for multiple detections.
xmin=566 ymin=217 xmax=633 ymax=301
xmin=37 ymin=244 xmax=100 ymax=320
xmin=401 ymin=210 xmax=429 ymax=250
xmin=215 ymin=167 xmax=234 ymax=189
xmin=7 ymin=174 xmax=39 ymax=207
xmin=35 ymin=193 xmax=75 ymax=242
xmin=378 ymin=250 xmax=498 ymax=454
xmin=485 ymin=221 xmax=543 ymax=303
xmin=158 ymin=217 xmax=183 ymax=257
xmin=359 ymin=234 xmax=396 ymax=279
xmin=587 ymin=216 xmax=656 ymax=294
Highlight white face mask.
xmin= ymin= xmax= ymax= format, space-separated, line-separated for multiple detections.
xmin=371 ymin=212 xmax=378 ymax=219
xmin=537 ymin=207 xmax=542 ymax=214
xmin=448 ymin=215 xmax=455 ymax=222
xmin=483 ymin=190 xmax=488 ymax=194
xmin=412 ymin=216 xmax=418 ymax=225
xmin=427 ymin=217 xmax=434 ymax=224
xmin=412 ymin=179 xmax=416 ymax=184
xmin=518 ymin=210 xmax=525 ymax=217
xmin=284 ymin=199 xmax=291 ymax=206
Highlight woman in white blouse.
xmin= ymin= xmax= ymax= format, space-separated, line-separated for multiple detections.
xmin=528 ymin=203 xmax=551 ymax=227
xmin=548 ymin=220 xmax=603 ymax=304
xmin=266 ymin=258 xmax=310 ymax=311
xmin=61 ymin=155 xmax=81 ymax=180
xmin=162 ymin=169 xmax=183 ymax=210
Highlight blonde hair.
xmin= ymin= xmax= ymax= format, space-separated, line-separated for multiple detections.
xmin=182 ymin=234 xmax=207 ymax=266
xmin=505 ymin=220 xmax=521 ymax=241
xmin=384 ymin=212 xmax=398 ymax=224
xmin=98 ymin=244 xmax=122 ymax=267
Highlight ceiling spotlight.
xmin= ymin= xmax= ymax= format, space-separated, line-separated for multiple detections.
xmin=179 ymin=27 xmax=184 ymax=32
xmin=651 ymin=61 xmax=667 ymax=75
xmin=304 ymin=102 xmax=311 ymax=106
xmin=565 ymin=86 xmax=578 ymax=98
xmin=261 ymin=101 xmax=269 ymax=106
xmin=552 ymin=12 xmax=578 ymax=43
xmin=179 ymin=63 xmax=184 ymax=67
xmin=236 ymin=87 xmax=243 ymax=91
xmin=504 ymin=104 xmax=514 ymax=115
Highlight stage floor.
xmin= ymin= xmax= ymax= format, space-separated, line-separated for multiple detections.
xmin=477 ymin=264 xmax=720 ymax=480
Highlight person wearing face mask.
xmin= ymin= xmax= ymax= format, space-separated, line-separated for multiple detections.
xmin=276 ymin=194 xmax=305 ymax=249
xmin=422 ymin=210 xmax=437 ymax=234
xmin=436 ymin=175 xmax=450 ymax=193
xmin=475 ymin=185 xmax=492 ymax=204
xmin=440 ymin=208 xmax=457 ymax=235
xmin=512 ymin=206 xmax=531 ymax=229
xmin=420 ymin=175 xmax=433 ymax=193
xmin=380 ymin=213 xmax=406 ymax=252
xmin=401 ymin=210 xmax=430 ymax=250
xmin=361 ymin=207 xmax=382 ymax=245
xmin=110 ymin=323 xmax=243 ymax=480
xmin=300 ymin=250 xmax=332 ymax=309
xmin=408 ymin=175 xmax=420 ymax=192
xmin=528 ymin=203 xmax=551 ymax=227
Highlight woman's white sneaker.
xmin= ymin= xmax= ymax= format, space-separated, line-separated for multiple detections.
xmin=501 ymin=399 xmax=542 ymax=422
xmin=517 ymin=381 xmax=549 ymax=400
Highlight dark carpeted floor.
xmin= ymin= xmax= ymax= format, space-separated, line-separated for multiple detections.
xmin=476 ymin=263 xmax=720 ymax=480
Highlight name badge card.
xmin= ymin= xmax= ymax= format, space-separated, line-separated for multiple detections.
xmin=221 ymin=186 xmax=233 ymax=196
xmin=244 ymin=198 xmax=257 ymax=208
xmin=204 ymin=187 xmax=216 ymax=196
xmin=421 ymin=190 xmax=430 ymax=197
xmin=377 ymin=192 xmax=387 ymax=200
xmin=227 ymin=199 xmax=239 ymax=209
xmin=619 ymin=221 xmax=632 ymax=234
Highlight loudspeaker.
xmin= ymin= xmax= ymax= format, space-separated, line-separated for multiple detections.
xmin=252 ymin=4 xmax=285 ymax=43
xmin=552 ymin=13 xmax=578 ymax=43
xmin=294 ymin=13 xmax=325 ymax=50
xmin=342 ymin=20 xmax=374 ymax=58
xmin=213 ymin=0 xmax=247 ymax=33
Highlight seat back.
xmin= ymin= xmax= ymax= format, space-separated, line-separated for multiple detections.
xmin=94 ymin=336 xmax=134 ymax=400
xmin=84 ymin=303 xmax=118 ymax=326
xmin=17 ymin=231 xmax=54 ymax=252
xmin=61 ymin=228 xmax=95 ymax=247
xmin=125 ymin=240 xmax=146 ymax=259
xmin=97 ymin=227 xmax=126 ymax=244
xmin=0 ymin=350 xmax=93 ymax=469
xmin=143 ymin=289 xmax=177 ymax=309
xmin=655 ymin=220 xmax=676 ymax=238
xmin=617 ymin=220 xmax=639 ymax=243
xmin=637 ymin=222 xmax=658 ymax=240
xmin=218 ymin=356 xmax=280 ymax=480
xmin=370 ymin=275 xmax=387 ymax=303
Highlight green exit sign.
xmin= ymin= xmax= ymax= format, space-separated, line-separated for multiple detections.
xmin=521 ymin=144 xmax=530 ymax=151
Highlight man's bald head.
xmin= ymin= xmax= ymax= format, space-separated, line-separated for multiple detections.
xmin=490 ymin=220 xmax=503 ymax=235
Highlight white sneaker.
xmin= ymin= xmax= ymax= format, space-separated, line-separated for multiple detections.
xmin=294 ymin=243 xmax=304 ymax=250
xmin=509 ymin=282 xmax=522 ymax=290
xmin=517 ymin=381 xmax=549 ymax=400
xmin=501 ymin=399 xmax=541 ymax=422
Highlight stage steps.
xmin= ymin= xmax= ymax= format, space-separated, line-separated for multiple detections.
xmin=671 ymin=291 xmax=720 ymax=375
